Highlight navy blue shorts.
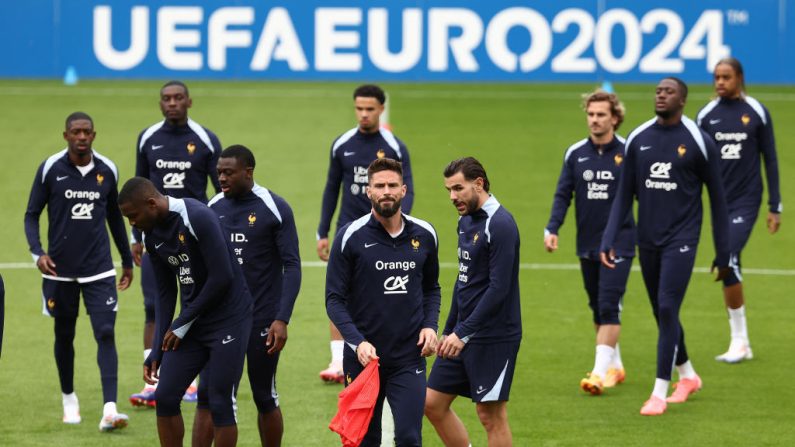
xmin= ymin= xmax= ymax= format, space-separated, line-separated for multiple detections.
xmin=198 ymin=321 xmax=281 ymax=414
xmin=343 ymin=353 xmax=426 ymax=447
xmin=427 ymin=341 xmax=519 ymax=403
xmin=140 ymin=252 xmax=157 ymax=322
xmin=579 ymin=257 xmax=633 ymax=325
xmin=41 ymin=276 xmax=117 ymax=318
xmin=724 ymin=207 xmax=759 ymax=287
xmin=155 ymin=316 xmax=251 ymax=426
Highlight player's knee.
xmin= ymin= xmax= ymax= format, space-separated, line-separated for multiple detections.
xmin=393 ymin=426 xmax=421 ymax=447
xmin=208 ymin=389 xmax=237 ymax=426
xmin=598 ymin=304 xmax=621 ymax=325
xmin=154 ymin=389 xmax=182 ymax=417
xmin=253 ymin=394 xmax=278 ymax=414
xmin=475 ymin=403 xmax=507 ymax=431
xmin=424 ymin=399 xmax=444 ymax=422
xmin=93 ymin=323 xmax=115 ymax=342
xmin=144 ymin=305 xmax=156 ymax=323
xmin=722 ymin=270 xmax=741 ymax=287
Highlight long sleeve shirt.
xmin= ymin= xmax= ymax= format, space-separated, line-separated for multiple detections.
xmin=208 ymin=185 xmax=301 ymax=325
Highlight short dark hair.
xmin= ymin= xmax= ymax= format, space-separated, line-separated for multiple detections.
xmin=367 ymin=158 xmax=402 ymax=182
xmin=715 ymin=57 xmax=746 ymax=93
xmin=161 ymin=80 xmax=189 ymax=97
xmin=663 ymin=76 xmax=688 ymax=101
xmin=444 ymin=157 xmax=490 ymax=193
xmin=220 ymin=145 xmax=256 ymax=169
xmin=353 ymin=84 xmax=386 ymax=104
xmin=118 ymin=177 xmax=160 ymax=205
xmin=65 ymin=111 xmax=93 ymax=129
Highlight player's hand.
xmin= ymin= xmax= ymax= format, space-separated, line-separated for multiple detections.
xmin=356 ymin=341 xmax=377 ymax=366
xmin=162 ymin=330 xmax=181 ymax=351
xmin=36 ymin=254 xmax=57 ymax=276
xmin=600 ymin=249 xmax=616 ymax=269
xmin=131 ymin=243 xmax=144 ymax=266
xmin=266 ymin=320 xmax=288 ymax=354
xmin=143 ymin=360 xmax=160 ymax=385
xmin=118 ymin=267 xmax=133 ymax=291
xmin=417 ymin=328 xmax=438 ymax=357
xmin=438 ymin=333 xmax=465 ymax=359
xmin=317 ymin=238 xmax=330 ymax=262
xmin=544 ymin=234 xmax=558 ymax=252
xmin=767 ymin=212 xmax=781 ymax=234
xmin=711 ymin=263 xmax=731 ymax=282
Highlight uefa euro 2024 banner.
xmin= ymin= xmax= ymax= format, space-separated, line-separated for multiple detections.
xmin=2 ymin=0 xmax=793 ymax=82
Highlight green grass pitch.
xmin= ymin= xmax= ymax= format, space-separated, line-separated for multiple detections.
xmin=0 ymin=80 xmax=794 ymax=446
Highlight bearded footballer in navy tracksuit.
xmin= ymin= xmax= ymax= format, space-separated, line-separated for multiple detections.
xmin=545 ymin=91 xmax=636 ymax=396
xmin=130 ymin=80 xmax=222 ymax=406
xmin=24 ymin=112 xmax=133 ymax=430
xmin=200 ymin=145 xmax=301 ymax=446
xmin=118 ymin=177 xmax=252 ymax=447
xmin=426 ymin=157 xmax=522 ymax=446
xmin=601 ymin=78 xmax=730 ymax=416
xmin=697 ymin=57 xmax=782 ymax=363
xmin=326 ymin=158 xmax=440 ymax=447
xmin=317 ymin=84 xmax=415 ymax=383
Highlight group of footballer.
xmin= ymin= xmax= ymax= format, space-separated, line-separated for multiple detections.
xmin=18 ymin=54 xmax=781 ymax=446
xmin=543 ymin=57 xmax=781 ymax=416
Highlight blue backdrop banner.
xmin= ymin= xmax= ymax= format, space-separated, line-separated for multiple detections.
xmin=1 ymin=0 xmax=792 ymax=82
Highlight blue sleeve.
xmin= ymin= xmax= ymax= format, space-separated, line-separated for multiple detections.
xmin=400 ymin=142 xmax=414 ymax=214
xmin=145 ymin=244 xmax=178 ymax=366
xmin=133 ymin=133 xmax=148 ymax=244
xmin=105 ymin=176 xmax=133 ymax=268
xmin=207 ymin=132 xmax=222 ymax=194
xmin=317 ymin=145 xmax=343 ymax=239
xmin=699 ymin=137 xmax=730 ymax=267
xmin=325 ymin=233 xmax=366 ymax=346
xmin=441 ymin=285 xmax=460 ymax=336
xmin=759 ymin=108 xmax=782 ymax=213
xmin=601 ymin=146 xmax=636 ymax=253
xmin=274 ymin=200 xmax=302 ymax=323
xmin=421 ymin=234 xmax=441 ymax=330
xmin=452 ymin=217 xmax=519 ymax=339
xmin=24 ymin=164 xmax=48 ymax=260
xmin=170 ymin=208 xmax=235 ymax=335
xmin=545 ymin=158 xmax=574 ymax=235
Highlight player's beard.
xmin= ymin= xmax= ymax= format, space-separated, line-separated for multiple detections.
xmin=464 ymin=195 xmax=480 ymax=215
xmin=373 ymin=196 xmax=402 ymax=218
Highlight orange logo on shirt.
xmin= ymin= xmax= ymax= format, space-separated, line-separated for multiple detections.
xmin=187 ymin=142 xmax=196 ymax=155
xmin=741 ymin=114 xmax=750 ymax=126
xmin=376 ymin=149 xmax=385 ymax=159
xmin=677 ymin=144 xmax=686 ymax=158
xmin=178 ymin=233 xmax=186 ymax=244
xmin=248 ymin=213 xmax=257 ymax=227
xmin=96 ymin=173 xmax=104 ymax=185
xmin=614 ymin=154 xmax=623 ymax=166
xmin=47 ymin=298 xmax=56 ymax=310
xmin=411 ymin=237 xmax=420 ymax=251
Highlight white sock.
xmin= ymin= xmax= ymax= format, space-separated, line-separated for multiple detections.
xmin=103 ymin=402 xmax=117 ymax=417
xmin=652 ymin=379 xmax=670 ymax=400
xmin=331 ymin=340 xmax=344 ymax=364
xmin=676 ymin=361 xmax=697 ymax=380
xmin=728 ymin=305 xmax=749 ymax=343
xmin=62 ymin=392 xmax=79 ymax=407
xmin=592 ymin=345 xmax=615 ymax=378
xmin=612 ymin=343 xmax=624 ymax=369
xmin=144 ymin=348 xmax=152 ymax=362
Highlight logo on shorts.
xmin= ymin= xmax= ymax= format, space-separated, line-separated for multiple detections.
xmin=47 ymin=298 xmax=55 ymax=310
xmin=476 ymin=386 xmax=487 ymax=395
xmin=415 ymin=369 xmax=424 ymax=375
xmin=106 ymin=296 xmax=116 ymax=305
xmin=732 ymin=216 xmax=745 ymax=224
xmin=383 ymin=275 xmax=409 ymax=295
xmin=260 ymin=329 xmax=268 ymax=337
xmin=222 ymin=335 xmax=236 ymax=344
xmin=679 ymin=245 xmax=691 ymax=253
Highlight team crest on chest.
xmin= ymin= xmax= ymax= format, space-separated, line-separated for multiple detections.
xmin=248 ymin=213 xmax=257 ymax=227
xmin=741 ymin=114 xmax=750 ymax=126
xmin=96 ymin=173 xmax=104 ymax=185
xmin=178 ymin=232 xmax=186 ymax=244
xmin=187 ymin=142 xmax=196 ymax=155
xmin=473 ymin=232 xmax=480 ymax=245
xmin=677 ymin=144 xmax=686 ymax=158
xmin=411 ymin=237 xmax=420 ymax=251
xmin=376 ymin=149 xmax=385 ymax=159
xmin=614 ymin=153 xmax=623 ymax=166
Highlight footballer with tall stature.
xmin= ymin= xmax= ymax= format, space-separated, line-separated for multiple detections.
xmin=601 ymin=78 xmax=730 ymax=416
xmin=317 ymin=84 xmax=415 ymax=383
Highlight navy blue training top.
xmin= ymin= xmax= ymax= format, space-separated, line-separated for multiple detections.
xmin=208 ymin=185 xmax=301 ymax=325
xmin=317 ymin=127 xmax=414 ymax=239
xmin=601 ymin=116 xmax=730 ymax=266
xmin=443 ymin=196 xmax=522 ymax=344
xmin=326 ymin=213 xmax=440 ymax=367
xmin=24 ymin=149 xmax=132 ymax=279
xmin=545 ymin=136 xmax=636 ymax=260
xmin=697 ymin=96 xmax=782 ymax=213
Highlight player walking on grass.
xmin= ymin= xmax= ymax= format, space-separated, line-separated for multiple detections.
xmin=317 ymin=84 xmax=414 ymax=383
xmin=24 ymin=112 xmax=133 ymax=431
xmin=601 ymin=78 xmax=730 ymax=416
xmin=193 ymin=145 xmax=301 ymax=447
xmin=130 ymin=80 xmax=222 ymax=406
xmin=326 ymin=158 xmax=439 ymax=446
xmin=544 ymin=90 xmax=636 ymax=395
xmin=119 ymin=177 xmax=252 ymax=447
xmin=426 ymin=157 xmax=522 ymax=446
xmin=697 ymin=57 xmax=782 ymax=363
